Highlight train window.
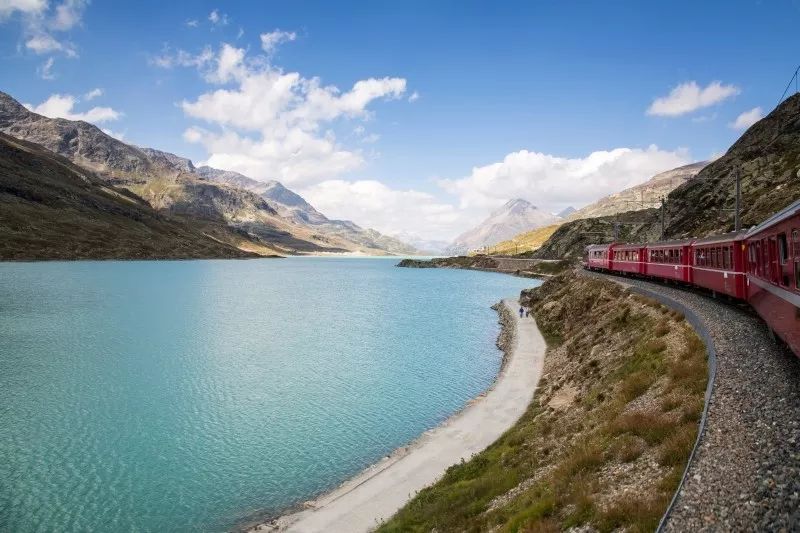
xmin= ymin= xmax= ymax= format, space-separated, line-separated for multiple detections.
xmin=794 ymin=230 xmax=800 ymax=258
xmin=723 ymin=246 xmax=731 ymax=270
xmin=778 ymin=233 xmax=789 ymax=265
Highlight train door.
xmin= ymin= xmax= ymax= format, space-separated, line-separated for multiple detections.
xmin=794 ymin=230 xmax=800 ymax=290
xmin=777 ymin=232 xmax=791 ymax=287
xmin=769 ymin=237 xmax=779 ymax=284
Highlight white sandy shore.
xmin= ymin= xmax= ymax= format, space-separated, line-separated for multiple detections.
xmin=253 ymin=298 xmax=546 ymax=533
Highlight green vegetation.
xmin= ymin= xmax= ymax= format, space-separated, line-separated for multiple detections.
xmin=379 ymin=273 xmax=707 ymax=532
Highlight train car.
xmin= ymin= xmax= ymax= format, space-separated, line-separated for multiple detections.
xmin=610 ymin=243 xmax=646 ymax=275
xmin=690 ymin=231 xmax=747 ymax=299
xmin=585 ymin=243 xmax=613 ymax=271
xmin=744 ymin=198 xmax=800 ymax=357
xmin=644 ymin=239 xmax=694 ymax=283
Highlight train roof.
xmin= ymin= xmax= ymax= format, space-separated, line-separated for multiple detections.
xmin=645 ymin=238 xmax=695 ymax=248
xmin=692 ymin=230 xmax=748 ymax=245
xmin=744 ymin=197 xmax=800 ymax=237
xmin=614 ymin=242 xmax=647 ymax=249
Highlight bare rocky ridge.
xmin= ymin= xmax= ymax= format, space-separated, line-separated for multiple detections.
xmin=197 ymin=166 xmax=417 ymax=255
xmin=568 ymin=161 xmax=708 ymax=221
xmin=0 ymin=90 xmax=417 ymax=256
xmin=0 ymin=132 xmax=257 ymax=260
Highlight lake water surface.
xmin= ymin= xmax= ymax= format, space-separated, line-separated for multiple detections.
xmin=0 ymin=257 xmax=538 ymax=532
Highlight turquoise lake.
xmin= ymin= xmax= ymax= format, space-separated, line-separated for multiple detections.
xmin=0 ymin=257 xmax=539 ymax=532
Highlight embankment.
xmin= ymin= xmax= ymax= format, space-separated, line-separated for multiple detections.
xmin=380 ymin=271 xmax=708 ymax=532
xmin=397 ymin=256 xmax=570 ymax=278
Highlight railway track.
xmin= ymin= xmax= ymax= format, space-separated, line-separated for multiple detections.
xmin=584 ymin=271 xmax=800 ymax=530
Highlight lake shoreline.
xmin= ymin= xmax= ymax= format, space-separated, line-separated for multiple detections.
xmin=245 ymin=298 xmax=546 ymax=533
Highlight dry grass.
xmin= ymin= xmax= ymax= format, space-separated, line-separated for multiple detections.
xmin=481 ymin=224 xmax=562 ymax=256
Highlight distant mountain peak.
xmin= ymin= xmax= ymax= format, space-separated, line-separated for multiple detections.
xmin=447 ymin=197 xmax=559 ymax=254
xmin=557 ymin=206 xmax=576 ymax=218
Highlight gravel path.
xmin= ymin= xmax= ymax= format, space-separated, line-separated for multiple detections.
xmin=253 ymin=299 xmax=546 ymax=533
xmin=586 ymin=272 xmax=800 ymax=531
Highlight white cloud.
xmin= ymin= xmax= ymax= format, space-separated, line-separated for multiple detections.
xmin=408 ymin=91 xmax=419 ymax=102
xmin=440 ymin=145 xmax=692 ymax=213
xmin=300 ymin=180 xmax=464 ymax=240
xmin=208 ymin=8 xmax=227 ymax=26
xmin=0 ymin=0 xmax=46 ymax=19
xmin=101 ymin=127 xmax=125 ymax=141
xmin=49 ymin=0 xmax=86 ymax=31
xmin=173 ymin=42 xmax=407 ymax=186
xmin=185 ymin=19 xmax=199 ymax=28
xmin=647 ymin=81 xmax=740 ymax=117
xmin=83 ymin=87 xmax=102 ymax=100
xmin=37 ymin=56 xmax=55 ymax=79
xmin=25 ymin=93 xmax=122 ymax=123
xmin=260 ymin=29 xmax=296 ymax=54
xmin=10 ymin=0 xmax=87 ymax=58
xmin=150 ymin=45 xmax=213 ymax=69
xmin=729 ymin=106 xmax=764 ymax=130
xmin=25 ymin=31 xmax=76 ymax=56
xmin=297 ymin=146 xmax=693 ymax=241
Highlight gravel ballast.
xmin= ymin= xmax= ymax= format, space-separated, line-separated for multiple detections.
xmin=586 ymin=272 xmax=800 ymax=531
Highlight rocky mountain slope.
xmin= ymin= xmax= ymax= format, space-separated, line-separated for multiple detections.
xmin=534 ymin=94 xmax=800 ymax=259
xmin=447 ymin=199 xmax=561 ymax=254
xmin=0 ymin=90 xmax=415 ymax=256
xmin=0 ymin=132 xmax=259 ymax=260
xmin=568 ymin=161 xmax=708 ymax=221
xmin=197 ymin=166 xmax=417 ymax=255
xmin=663 ymin=93 xmax=800 ymax=237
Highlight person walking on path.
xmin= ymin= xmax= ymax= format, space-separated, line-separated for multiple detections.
xmin=519 ymin=306 xmax=524 ymax=318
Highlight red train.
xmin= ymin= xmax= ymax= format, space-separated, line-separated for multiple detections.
xmin=584 ymin=199 xmax=800 ymax=358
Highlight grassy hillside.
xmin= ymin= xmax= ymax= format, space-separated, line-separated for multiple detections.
xmin=0 ymin=133 xmax=266 ymax=260
xmin=380 ymin=273 xmax=706 ymax=532
xmin=480 ymin=223 xmax=562 ymax=256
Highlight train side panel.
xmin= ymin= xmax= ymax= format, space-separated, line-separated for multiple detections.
xmin=691 ymin=234 xmax=747 ymax=299
xmin=745 ymin=202 xmax=800 ymax=357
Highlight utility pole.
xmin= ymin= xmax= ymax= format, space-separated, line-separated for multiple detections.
xmin=660 ymin=197 xmax=666 ymax=240
xmin=734 ymin=167 xmax=741 ymax=232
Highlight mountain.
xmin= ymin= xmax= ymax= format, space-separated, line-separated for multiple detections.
xmin=482 ymin=223 xmax=562 ymax=256
xmin=556 ymin=206 xmax=576 ymax=218
xmin=0 ymin=132 xmax=259 ymax=260
xmin=534 ymin=94 xmax=800 ymax=259
xmin=567 ymin=161 xmax=708 ymax=221
xmin=389 ymin=232 xmax=451 ymax=255
xmin=197 ymin=166 xmax=418 ymax=255
xmin=196 ymin=166 xmax=330 ymax=225
xmin=662 ymin=93 xmax=800 ymax=237
xmin=0 ymin=90 xmax=414 ymax=256
xmin=446 ymin=199 xmax=561 ymax=254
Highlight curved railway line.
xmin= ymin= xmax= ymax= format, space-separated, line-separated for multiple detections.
xmin=584 ymin=271 xmax=799 ymax=530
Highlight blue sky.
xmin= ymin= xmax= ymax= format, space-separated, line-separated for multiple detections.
xmin=1 ymin=1 xmax=798 ymax=240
